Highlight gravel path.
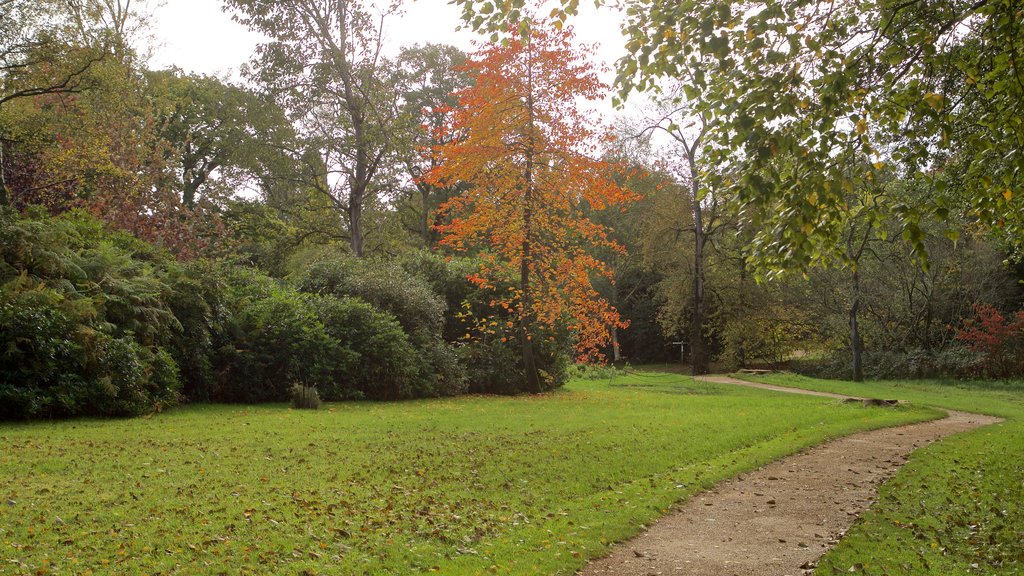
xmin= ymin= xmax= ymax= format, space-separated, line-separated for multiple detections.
xmin=579 ymin=375 xmax=1002 ymax=576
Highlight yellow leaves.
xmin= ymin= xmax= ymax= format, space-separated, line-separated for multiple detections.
xmin=807 ymin=192 xmax=818 ymax=206
xmin=923 ymin=92 xmax=944 ymax=110
xmin=1003 ymin=189 xmax=1013 ymax=203
xmin=872 ymin=161 xmax=886 ymax=170
xmin=855 ymin=119 xmax=868 ymax=135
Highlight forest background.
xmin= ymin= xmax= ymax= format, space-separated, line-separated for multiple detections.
xmin=2 ymin=0 xmax=1023 ymax=418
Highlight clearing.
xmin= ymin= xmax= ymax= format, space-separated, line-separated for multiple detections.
xmin=0 ymin=373 xmax=933 ymax=575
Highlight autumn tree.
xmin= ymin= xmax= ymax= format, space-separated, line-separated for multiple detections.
xmin=451 ymin=0 xmax=1024 ymax=271
xmin=1 ymin=2 xmax=232 ymax=258
xmin=426 ymin=21 xmax=635 ymax=392
xmin=225 ymin=0 xmax=414 ymax=257
xmin=0 ymin=0 xmax=114 ymax=205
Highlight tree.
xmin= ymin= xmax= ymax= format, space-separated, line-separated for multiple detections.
xmin=449 ymin=0 xmax=1024 ymax=268
xmin=0 ymin=0 xmax=112 ymax=205
xmin=426 ymin=20 xmax=635 ymax=391
xmin=225 ymin=0 xmax=414 ymax=257
xmin=1 ymin=4 xmax=233 ymax=260
xmin=147 ymin=70 xmax=296 ymax=209
xmin=395 ymin=44 xmax=471 ymax=248
xmin=630 ymin=82 xmax=732 ymax=374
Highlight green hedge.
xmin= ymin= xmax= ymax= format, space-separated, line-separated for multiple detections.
xmin=0 ymin=209 xmax=572 ymax=418
xmin=0 ymin=211 xmax=181 ymax=418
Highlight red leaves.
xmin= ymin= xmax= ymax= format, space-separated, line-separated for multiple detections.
xmin=425 ymin=19 xmax=636 ymax=361
xmin=955 ymin=303 xmax=1024 ymax=377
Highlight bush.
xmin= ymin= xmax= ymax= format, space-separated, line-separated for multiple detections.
xmin=307 ymin=295 xmax=419 ymax=400
xmin=91 ymin=337 xmax=181 ymax=416
xmin=461 ymin=332 xmax=569 ymax=395
xmin=955 ymin=303 xmax=1024 ymax=378
xmin=291 ymin=384 xmax=321 ymax=410
xmin=161 ymin=260 xmax=229 ymax=402
xmin=0 ymin=211 xmax=182 ymax=419
xmin=297 ymin=255 xmax=470 ymax=398
xmin=298 ymin=256 xmax=445 ymax=337
xmin=721 ymin=305 xmax=815 ymax=370
xmin=398 ymin=251 xmax=477 ymax=342
xmin=790 ymin=346 xmax=982 ymax=381
xmin=218 ymin=287 xmax=355 ymax=403
xmin=566 ymin=362 xmax=623 ymax=381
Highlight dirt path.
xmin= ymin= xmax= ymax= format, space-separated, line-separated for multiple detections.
xmin=579 ymin=375 xmax=1002 ymax=576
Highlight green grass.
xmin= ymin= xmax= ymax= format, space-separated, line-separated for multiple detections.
xmin=0 ymin=373 xmax=936 ymax=576
xmin=742 ymin=373 xmax=1024 ymax=575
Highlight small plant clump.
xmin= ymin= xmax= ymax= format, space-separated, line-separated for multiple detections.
xmin=290 ymin=384 xmax=321 ymax=410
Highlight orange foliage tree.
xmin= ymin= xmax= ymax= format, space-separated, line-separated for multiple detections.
xmin=425 ymin=20 xmax=636 ymax=392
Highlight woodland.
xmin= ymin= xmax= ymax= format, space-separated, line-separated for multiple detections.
xmin=1 ymin=0 xmax=1024 ymax=418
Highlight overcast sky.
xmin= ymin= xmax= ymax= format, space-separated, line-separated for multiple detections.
xmin=142 ymin=0 xmax=627 ymax=84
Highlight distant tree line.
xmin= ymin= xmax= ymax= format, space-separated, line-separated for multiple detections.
xmin=3 ymin=0 xmax=1023 ymax=419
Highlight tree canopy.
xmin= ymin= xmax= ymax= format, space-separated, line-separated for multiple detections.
xmin=451 ymin=0 xmax=1024 ymax=271
xmin=426 ymin=20 xmax=636 ymax=389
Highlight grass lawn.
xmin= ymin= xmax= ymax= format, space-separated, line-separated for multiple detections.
xmin=742 ymin=373 xmax=1024 ymax=575
xmin=0 ymin=373 xmax=937 ymax=576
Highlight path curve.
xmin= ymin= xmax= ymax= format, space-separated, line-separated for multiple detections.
xmin=579 ymin=375 xmax=1002 ymax=576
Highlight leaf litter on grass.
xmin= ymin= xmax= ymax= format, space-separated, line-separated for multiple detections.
xmin=0 ymin=375 xmax=936 ymax=575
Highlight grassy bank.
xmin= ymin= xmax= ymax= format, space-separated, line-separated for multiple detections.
xmin=743 ymin=373 xmax=1024 ymax=575
xmin=0 ymin=373 xmax=935 ymax=575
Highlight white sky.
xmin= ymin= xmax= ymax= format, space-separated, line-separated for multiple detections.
xmin=142 ymin=0 xmax=628 ymax=89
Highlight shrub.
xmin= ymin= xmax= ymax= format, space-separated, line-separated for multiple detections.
xmin=461 ymin=332 xmax=569 ymax=395
xmin=161 ymin=260 xmax=230 ymax=402
xmin=306 ymin=295 xmax=417 ymax=400
xmin=0 ymin=211 xmax=182 ymax=419
xmin=398 ymin=251 xmax=477 ymax=342
xmin=721 ymin=304 xmax=815 ymax=370
xmin=415 ymin=337 xmax=469 ymax=397
xmin=91 ymin=337 xmax=181 ymax=416
xmin=297 ymin=256 xmax=445 ymax=337
xmin=219 ymin=287 xmax=355 ymax=403
xmin=298 ymin=255 xmax=471 ymax=398
xmin=566 ymin=362 xmax=623 ymax=381
xmin=955 ymin=303 xmax=1024 ymax=377
xmin=290 ymin=384 xmax=321 ymax=410
xmin=789 ymin=346 xmax=982 ymax=381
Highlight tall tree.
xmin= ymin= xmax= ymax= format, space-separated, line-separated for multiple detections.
xmin=632 ymin=82 xmax=731 ymax=374
xmin=225 ymin=0 xmax=413 ymax=257
xmin=0 ymin=0 xmax=111 ymax=205
xmin=426 ymin=20 xmax=635 ymax=391
xmin=450 ymin=0 xmax=1024 ymax=269
xmin=148 ymin=70 xmax=296 ymax=209
xmin=395 ymin=44 xmax=470 ymax=248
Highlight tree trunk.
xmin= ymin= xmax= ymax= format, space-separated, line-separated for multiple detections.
xmin=850 ymin=268 xmax=864 ymax=382
xmin=690 ymin=164 xmax=710 ymax=375
xmin=0 ymin=138 xmax=9 ymax=207
xmin=520 ymin=190 xmax=540 ymax=393
xmin=736 ymin=265 xmax=748 ymax=368
xmin=349 ymin=195 xmax=364 ymax=257
xmin=420 ymin=185 xmax=431 ymax=248
xmin=519 ymin=33 xmax=541 ymax=394
xmin=520 ymin=249 xmax=541 ymax=394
